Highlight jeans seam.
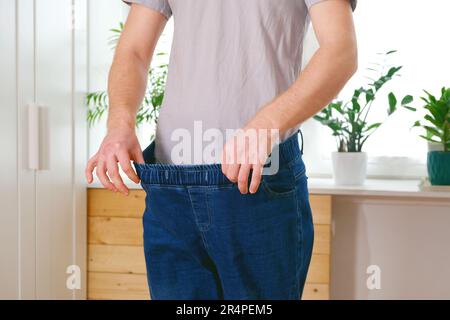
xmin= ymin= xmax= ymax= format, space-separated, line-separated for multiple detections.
xmin=290 ymin=183 xmax=303 ymax=299
xmin=187 ymin=188 xmax=211 ymax=233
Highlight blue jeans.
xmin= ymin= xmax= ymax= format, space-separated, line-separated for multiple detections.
xmin=134 ymin=133 xmax=314 ymax=300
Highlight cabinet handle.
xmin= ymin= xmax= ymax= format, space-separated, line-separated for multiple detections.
xmin=28 ymin=103 xmax=40 ymax=170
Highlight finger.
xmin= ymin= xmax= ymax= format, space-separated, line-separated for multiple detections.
xmin=226 ymin=163 xmax=240 ymax=183
xmin=117 ymin=151 xmax=140 ymax=184
xmin=225 ymin=137 xmax=241 ymax=182
xmin=106 ymin=156 xmax=129 ymax=195
xmin=237 ymin=164 xmax=251 ymax=194
xmin=85 ymin=156 xmax=97 ymax=184
xmin=96 ymin=161 xmax=117 ymax=192
xmin=132 ymin=148 xmax=145 ymax=164
xmin=221 ymin=146 xmax=230 ymax=176
xmin=249 ymin=164 xmax=263 ymax=194
xmin=221 ymin=140 xmax=235 ymax=174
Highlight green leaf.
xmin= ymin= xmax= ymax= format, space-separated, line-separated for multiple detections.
xmin=365 ymin=89 xmax=375 ymax=103
xmin=424 ymin=114 xmax=440 ymax=127
xmin=412 ymin=120 xmax=421 ymax=128
xmin=388 ymin=92 xmax=397 ymax=115
xmin=419 ymin=135 xmax=440 ymax=144
xmin=387 ymin=66 xmax=403 ymax=77
xmin=365 ymin=122 xmax=382 ymax=132
xmin=424 ymin=126 xmax=442 ymax=138
xmin=401 ymin=95 xmax=414 ymax=106
xmin=351 ymin=99 xmax=361 ymax=113
xmin=330 ymin=101 xmax=344 ymax=114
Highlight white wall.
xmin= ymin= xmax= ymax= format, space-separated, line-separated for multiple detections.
xmin=303 ymin=0 xmax=450 ymax=179
xmin=331 ymin=196 xmax=450 ymax=299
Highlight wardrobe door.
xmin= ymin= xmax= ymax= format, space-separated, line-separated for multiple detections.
xmin=34 ymin=0 xmax=86 ymax=299
xmin=17 ymin=0 xmax=38 ymax=299
xmin=0 ymin=0 xmax=87 ymax=299
xmin=0 ymin=0 xmax=19 ymax=299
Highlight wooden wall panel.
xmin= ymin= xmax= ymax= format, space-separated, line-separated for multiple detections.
xmin=88 ymin=272 xmax=149 ymax=300
xmin=305 ymin=254 xmax=330 ymax=284
xmin=310 ymin=195 xmax=332 ymax=225
xmin=313 ymin=224 xmax=331 ymax=255
xmin=302 ymin=284 xmax=329 ymax=300
xmin=87 ymin=189 xmax=332 ymax=300
xmin=88 ymin=189 xmax=145 ymax=218
xmin=88 ymin=217 xmax=142 ymax=246
xmin=88 ymin=245 xmax=146 ymax=274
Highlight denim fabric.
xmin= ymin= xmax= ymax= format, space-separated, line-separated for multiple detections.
xmin=134 ymin=133 xmax=314 ymax=300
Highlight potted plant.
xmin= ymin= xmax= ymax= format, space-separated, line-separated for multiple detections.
xmin=87 ymin=22 xmax=168 ymax=134
xmin=412 ymin=87 xmax=450 ymax=185
xmin=314 ymin=51 xmax=414 ymax=185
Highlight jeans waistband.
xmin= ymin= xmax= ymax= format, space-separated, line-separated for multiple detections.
xmin=134 ymin=131 xmax=302 ymax=186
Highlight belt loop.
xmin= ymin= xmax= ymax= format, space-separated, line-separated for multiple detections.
xmin=298 ymin=129 xmax=304 ymax=155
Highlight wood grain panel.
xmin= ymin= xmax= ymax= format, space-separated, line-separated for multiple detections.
xmin=88 ymin=189 xmax=145 ymax=218
xmin=88 ymin=217 xmax=142 ymax=246
xmin=87 ymin=272 xmax=330 ymax=300
xmin=302 ymin=283 xmax=329 ymax=300
xmin=305 ymin=254 xmax=330 ymax=284
xmin=88 ymin=245 xmax=146 ymax=274
xmin=88 ymin=272 xmax=149 ymax=300
xmin=87 ymin=189 xmax=333 ymax=300
xmin=309 ymin=195 xmax=332 ymax=225
xmin=313 ymin=224 xmax=331 ymax=255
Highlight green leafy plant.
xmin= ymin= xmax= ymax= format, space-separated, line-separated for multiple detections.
xmin=314 ymin=50 xmax=414 ymax=152
xmin=412 ymin=87 xmax=450 ymax=152
xmin=86 ymin=22 xmax=168 ymax=129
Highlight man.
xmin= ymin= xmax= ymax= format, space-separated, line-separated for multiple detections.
xmin=86 ymin=0 xmax=357 ymax=299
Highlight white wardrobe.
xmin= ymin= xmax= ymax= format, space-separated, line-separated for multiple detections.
xmin=0 ymin=0 xmax=87 ymax=299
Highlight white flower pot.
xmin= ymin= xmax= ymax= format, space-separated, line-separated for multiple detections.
xmin=331 ymin=152 xmax=368 ymax=186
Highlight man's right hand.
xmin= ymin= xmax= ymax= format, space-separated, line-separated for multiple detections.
xmin=85 ymin=128 xmax=145 ymax=195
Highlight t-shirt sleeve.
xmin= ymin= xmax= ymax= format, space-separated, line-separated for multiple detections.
xmin=305 ymin=0 xmax=357 ymax=11
xmin=122 ymin=0 xmax=172 ymax=19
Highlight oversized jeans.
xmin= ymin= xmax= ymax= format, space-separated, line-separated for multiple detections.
xmin=134 ymin=133 xmax=314 ymax=300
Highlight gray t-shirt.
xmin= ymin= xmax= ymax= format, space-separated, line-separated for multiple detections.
xmin=124 ymin=0 xmax=356 ymax=164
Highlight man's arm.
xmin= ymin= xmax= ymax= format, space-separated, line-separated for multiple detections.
xmin=222 ymin=0 xmax=358 ymax=194
xmin=86 ymin=4 xmax=167 ymax=195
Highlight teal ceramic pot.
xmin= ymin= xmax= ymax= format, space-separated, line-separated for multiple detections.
xmin=427 ymin=151 xmax=450 ymax=185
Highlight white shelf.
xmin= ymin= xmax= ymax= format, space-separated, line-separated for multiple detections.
xmin=308 ymin=178 xmax=450 ymax=199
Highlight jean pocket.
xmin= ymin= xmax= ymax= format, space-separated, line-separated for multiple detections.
xmin=290 ymin=156 xmax=307 ymax=181
xmin=260 ymin=167 xmax=296 ymax=197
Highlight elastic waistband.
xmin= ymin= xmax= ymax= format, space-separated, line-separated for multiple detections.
xmin=134 ymin=131 xmax=302 ymax=186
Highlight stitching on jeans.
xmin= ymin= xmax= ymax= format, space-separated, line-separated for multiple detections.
xmin=204 ymin=190 xmax=213 ymax=232
xmin=187 ymin=188 xmax=209 ymax=233
xmin=290 ymin=182 xmax=303 ymax=299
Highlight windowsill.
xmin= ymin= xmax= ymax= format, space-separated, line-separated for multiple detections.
xmin=308 ymin=178 xmax=450 ymax=199
xmin=88 ymin=177 xmax=450 ymax=199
